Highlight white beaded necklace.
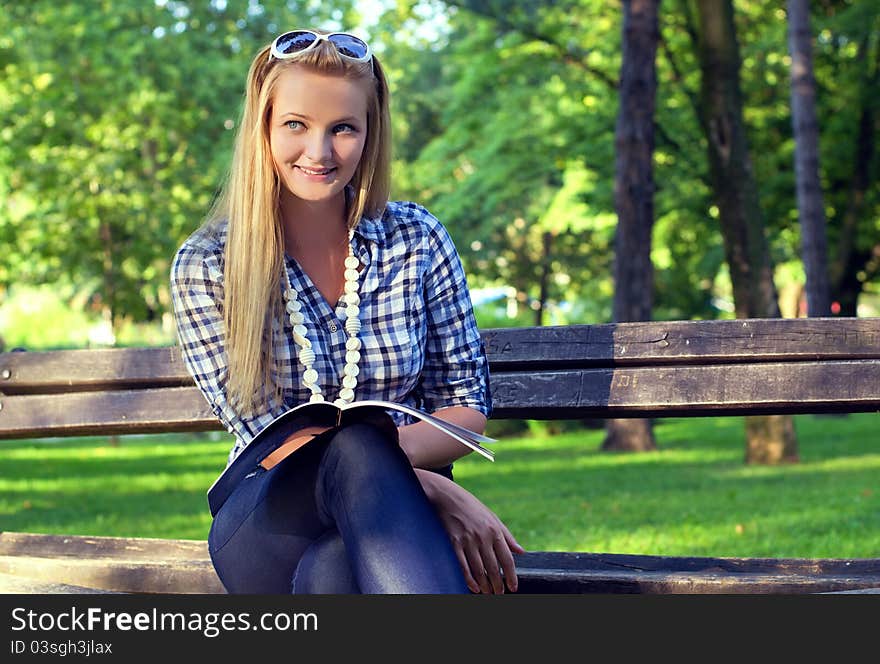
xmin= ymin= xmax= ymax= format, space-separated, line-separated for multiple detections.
xmin=283 ymin=228 xmax=363 ymax=406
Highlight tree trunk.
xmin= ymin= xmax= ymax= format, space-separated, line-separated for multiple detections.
xmin=829 ymin=35 xmax=877 ymax=315
xmin=691 ymin=0 xmax=798 ymax=464
xmin=535 ymin=230 xmax=553 ymax=327
xmin=787 ymin=0 xmax=831 ymax=316
xmin=745 ymin=416 xmax=798 ymax=464
xmin=603 ymin=0 xmax=660 ymax=453
xmin=99 ymin=220 xmax=119 ymax=346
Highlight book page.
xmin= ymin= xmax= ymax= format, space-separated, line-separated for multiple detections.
xmin=346 ymin=400 xmax=496 ymax=461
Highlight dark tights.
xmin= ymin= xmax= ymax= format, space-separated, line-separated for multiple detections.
xmin=207 ymin=422 xmax=468 ymax=594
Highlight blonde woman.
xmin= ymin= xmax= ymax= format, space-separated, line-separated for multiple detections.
xmin=170 ymin=29 xmax=523 ymax=594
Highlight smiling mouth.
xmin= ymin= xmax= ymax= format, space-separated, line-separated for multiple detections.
xmin=296 ymin=166 xmax=336 ymax=176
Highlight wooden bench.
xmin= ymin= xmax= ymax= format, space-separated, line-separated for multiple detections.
xmin=1 ymin=317 xmax=879 ymax=593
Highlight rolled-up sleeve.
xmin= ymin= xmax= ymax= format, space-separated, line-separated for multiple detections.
xmin=170 ymin=239 xmax=276 ymax=458
xmin=417 ymin=220 xmax=492 ymax=418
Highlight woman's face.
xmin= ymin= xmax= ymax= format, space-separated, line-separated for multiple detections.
xmin=269 ymin=66 xmax=368 ymax=205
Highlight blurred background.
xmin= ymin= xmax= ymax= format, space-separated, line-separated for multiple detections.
xmin=1 ymin=0 xmax=876 ymax=353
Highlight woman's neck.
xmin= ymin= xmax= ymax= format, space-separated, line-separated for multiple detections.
xmin=279 ymin=191 xmax=349 ymax=258
xmin=278 ymin=191 xmax=355 ymax=307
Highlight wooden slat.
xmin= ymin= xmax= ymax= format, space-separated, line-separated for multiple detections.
xmin=0 ymin=572 xmax=122 ymax=594
xmin=0 ymin=387 xmax=222 ymax=439
xmin=483 ymin=317 xmax=880 ymax=369
xmin=0 ymin=532 xmax=223 ymax=594
xmin=0 ymin=531 xmax=212 ymax=560
xmin=518 ymin=569 xmax=880 ymax=594
xmin=2 ymin=359 xmax=878 ymax=438
xmin=2 ymin=318 xmax=877 ymax=394
xmin=491 ymin=360 xmax=880 ymax=418
xmin=2 ymin=533 xmax=879 ymax=595
xmin=0 ymin=346 xmax=192 ymax=394
xmin=8 ymin=554 xmax=878 ymax=594
xmin=0 ymin=556 xmax=224 ymax=594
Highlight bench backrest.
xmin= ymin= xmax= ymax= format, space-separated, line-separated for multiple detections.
xmin=0 ymin=317 xmax=877 ymax=439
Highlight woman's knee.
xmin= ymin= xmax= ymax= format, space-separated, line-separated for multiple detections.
xmin=207 ymin=461 xmax=324 ymax=594
xmin=291 ymin=530 xmax=358 ymax=594
xmin=322 ymin=421 xmax=407 ymax=476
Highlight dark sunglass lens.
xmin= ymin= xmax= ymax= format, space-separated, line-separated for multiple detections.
xmin=328 ymin=34 xmax=368 ymax=59
xmin=275 ymin=31 xmax=317 ymax=55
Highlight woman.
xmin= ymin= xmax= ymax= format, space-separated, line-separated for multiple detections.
xmin=171 ymin=29 xmax=523 ymax=594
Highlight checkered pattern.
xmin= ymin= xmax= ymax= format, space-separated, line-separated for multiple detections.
xmin=170 ymin=201 xmax=492 ymax=466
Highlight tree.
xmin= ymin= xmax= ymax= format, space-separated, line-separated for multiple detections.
xmin=688 ymin=0 xmax=799 ymax=464
xmin=398 ymin=1 xmax=623 ymax=326
xmin=787 ymin=0 xmax=831 ymax=316
xmin=603 ymin=0 xmax=661 ymax=453
xmin=815 ymin=0 xmax=880 ymax=317
xmin=0 ymin=0 xmax=356 ymax=338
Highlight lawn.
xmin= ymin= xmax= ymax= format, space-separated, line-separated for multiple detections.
xmin=1 ymin=412 xmax=878 ymax=559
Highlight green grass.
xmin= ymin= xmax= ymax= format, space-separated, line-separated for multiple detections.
xmin=2 ymin=414 xmax=878 ymax=559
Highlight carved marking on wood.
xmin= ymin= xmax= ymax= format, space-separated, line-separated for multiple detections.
xmin=484 ymin=337 xmax=513 ymax=354
xmin=803 ymin=331 xmax=879 ymax=347
xmin=612 ymin=373 xmax=638 ymax=389
xmin=492 ymin=382 xmax=519 ymax=401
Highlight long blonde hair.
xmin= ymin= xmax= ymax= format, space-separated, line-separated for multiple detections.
xmin=207 ymin=34 xmax=392 ymax=415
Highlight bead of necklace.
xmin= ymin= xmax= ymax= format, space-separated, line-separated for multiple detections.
xmin=283 ymin=228 xmax=362 ymax=406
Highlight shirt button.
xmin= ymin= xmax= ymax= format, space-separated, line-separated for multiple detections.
xmin=329 ymin=322 xmax=338 ymax=332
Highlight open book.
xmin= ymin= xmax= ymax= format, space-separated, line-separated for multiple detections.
xmin=207 ymin=399 xmax=496 ymax=516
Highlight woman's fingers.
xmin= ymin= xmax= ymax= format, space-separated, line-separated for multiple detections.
xmin=494 ymin=534 xmax=519 ymax=593
xmin=503 ymin=523 xmax=526 ymax=554
xmin=463 ymin=541 xmax=492 ymax=594
xmin=478 ymin=539 xmax=505 ymax=594
xmin=463 ymin=527 xmax=519 ymax=594
xmin=453 ymin=541 xmax=481 ymax=593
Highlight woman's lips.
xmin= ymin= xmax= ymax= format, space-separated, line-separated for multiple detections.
xmin=295 ymin=165 xmax=336 ymax=177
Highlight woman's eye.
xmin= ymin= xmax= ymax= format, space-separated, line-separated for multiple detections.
xmin=334 ymin=123 xmax=357 ymax=134
xmin=285 ymin=120 xmax=303 ymax=130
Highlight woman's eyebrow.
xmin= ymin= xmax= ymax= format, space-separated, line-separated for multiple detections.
xmin=278 ymin=111 xmax=361 ymax=124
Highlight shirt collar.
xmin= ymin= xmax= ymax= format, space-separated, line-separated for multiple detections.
xmin=344 ymin=185 xmax=388 ymax=246
xmin=352 ymin=207 xmax=388 ymax=246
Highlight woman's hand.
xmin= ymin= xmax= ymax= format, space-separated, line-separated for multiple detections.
xmin=415 ymin=469 xmax=526 ymax=594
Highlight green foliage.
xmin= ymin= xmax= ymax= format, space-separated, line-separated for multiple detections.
xmin=0 ymin=285 xmax=97 ymax=350
xmin=393 ymin=4 xmax=621 ymax=320
xmin=811 ymin=2 xmax=880 ymax=279
xmin=0 ymin=0 xmax=356 ymax=331
xmin=1 ymin=0 xmax=877 ymax=349
xmin=2 ymin=414 xmax=877 ymax=556
xmin=395 ymin=0 xmax=879 ymax=322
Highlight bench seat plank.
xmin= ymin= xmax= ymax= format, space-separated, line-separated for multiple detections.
xmin=1 ymin=359 xmax=877 ymax=438
xmin=2 ymin=533 xmax=879 ymax=595
xmin=492 ymin=359 xmax=880 ymax=418
xmin=483 ymin=317 xmax=880 ymax=368
xmin=0 ymin=532 xmax=222 ymax=594
xmin=2 ymin=318 xmax=877 ymax=394
xmin=0 ymin=387 xmax=219 ymax=438
xmin=0 ymin=571 xmax=123 ymax=594
xmin=0 ymin=346 xmax=192 ymax=394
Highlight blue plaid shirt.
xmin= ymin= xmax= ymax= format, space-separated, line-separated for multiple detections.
xmin=170 ymin=201 xmax=492 ymax=466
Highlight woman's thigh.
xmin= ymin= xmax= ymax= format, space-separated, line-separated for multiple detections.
xmin=208 ymin=438 xmax=329 ymax=594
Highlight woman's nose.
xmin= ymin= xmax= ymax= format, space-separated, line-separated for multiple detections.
xmin=304 ymin=132 xmax=332 ymax=163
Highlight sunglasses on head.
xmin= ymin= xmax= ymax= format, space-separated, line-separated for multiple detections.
xmin=269 ymin=30 xmax=373 ymax=66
